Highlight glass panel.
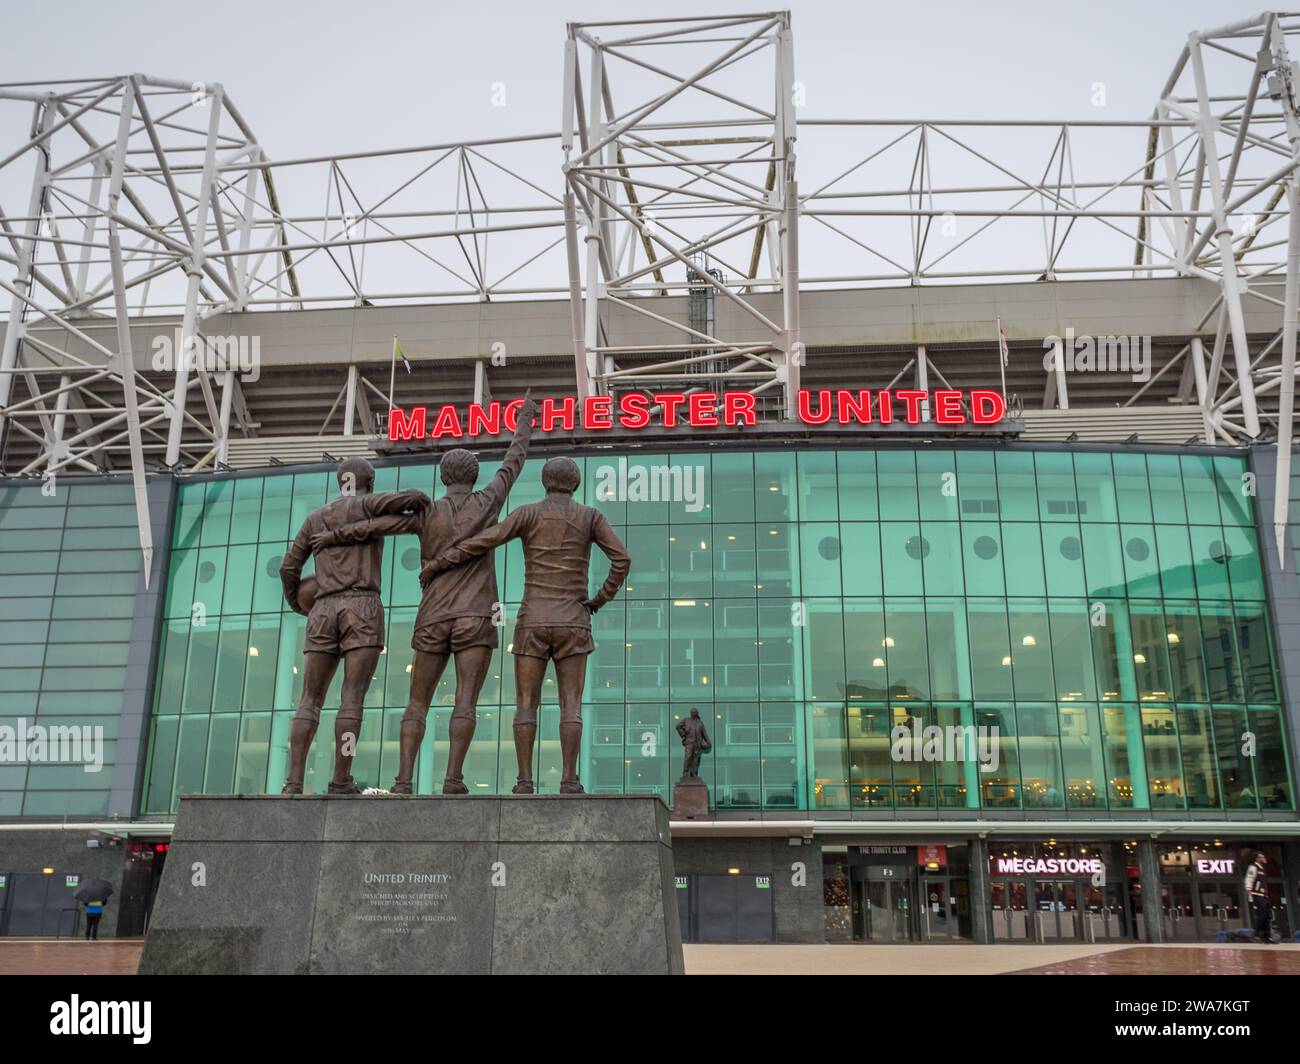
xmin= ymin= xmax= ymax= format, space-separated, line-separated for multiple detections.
xmin=925 ymin=598 xmax=970 ymax=701
xmin=1035 ymin=452 xmax=1078 ymax=521
xmin=713 ymin=524 xmax=757 ymax=598
xmin=1249 ymin=708 xmax=1294 ymax=810
xmin=1100 ymin=704 xmax=1141 ymax=809
xmin=1002 ymin=523 xmax=1046 ymax=596
xmin=967 ymin=598 xmax=1013 ymax=700
xmin=976 ymin=704 xmax=1019 ymax=808
xmin=1235 ymin=603 xmax=1277 ymax=702
xmin=917 ymin=450 xmax=958 ymax=520
xmin=1058 ymin=702 xmax=1106 ymax=809
xmin=797 ymin=451 xmax=838 ymax=520
xmin=1176 ymin=706 xmax=1219 ymax=809
xmin=1164 ymin=603 xmax=1209 ymax=703
xmin=1129 ymin=600 xmax=1174 ymax=702
xmin=1073 ymin=452 xmax=1119 ymax=522
xmin=1180 ymin=456 xmax=1222 ymax=524
xmin=995 ymin=452 xmax=1038 ymax=520
xmin=1213 ymin=707 xmax=1256 ymax=809
xmin=1141 ymin=705 xmax=1183 ymax=810
xmin=1006 ymin=599 xmax=1053 ymax=700
xmin=1017 ymin=703 xmax=1064 ymax=808
xmin=1214 ymin=456 xmax=1253 ymax=527
xmin=836 ymin=450 xmax=878 ymax=520
xmin=755 ymin=452 xmax=796 ymax=522
xmin=712 ymin=452 xmax=755 ymax=522
xmin=1147 ymin=455 xmax=1187 ymax=523
xmin=880 ymin=522 xmax=924 ymax=596
xmin=810 ymin=703 xmax=849 ymax=809
xmin=877 ymin=452 xmax=919 ymax=521
xmin=882 ymin=599 xmax=928 ymax=701
xmin=1041 ymin=523 xmax=1085 ymax=596
xmin=1047 ymin=600 xmax=1096 ymax=701
xmin=921 ymin=522 xmax=963 ymax=596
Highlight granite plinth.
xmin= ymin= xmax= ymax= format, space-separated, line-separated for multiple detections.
xmin=672 ymin=778 xmax=710 ymax=819
xmin=138 ymin=794 xmax=684 ymax=975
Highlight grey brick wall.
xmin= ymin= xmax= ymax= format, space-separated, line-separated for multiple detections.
xmin=671 ymin=835 xmax=825 ymax=943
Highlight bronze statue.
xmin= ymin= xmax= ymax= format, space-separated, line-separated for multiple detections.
xmin=279 ymin=459 xmax=430 ymax=794
xmin=424 ymin=456 xmax=630 ymax=794
xmin=676 ymin=708 xmax=711 ymax=780
xmin=308 ymin=396 xmax=535 ymax=794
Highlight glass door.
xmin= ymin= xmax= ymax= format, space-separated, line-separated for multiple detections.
xmin=1163 ymin=881 xmax=1196 ymax=941
xmin=1033 ymin=880 xmax=1079 ymax=940
xmin=920 ymin=877 xmax=953 ymax=940
xmin=865 ymin=877 xmax=912 ymax=941
xmin=1196 ymin=881 xmax=1242 ymax=938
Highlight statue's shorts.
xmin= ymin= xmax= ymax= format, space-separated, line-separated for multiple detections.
xmin=412 ymin=615 xmax=499 ymax=655
xmin=510 ymin=625 xmax=594 ymax=662
xmin=304 ymin=591 xmax=385 ymax=657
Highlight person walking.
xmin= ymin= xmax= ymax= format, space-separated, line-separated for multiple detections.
xmin=1244 ymin=851 xmax=1272 ymax=943
xmin=82 ymin=896 xmax=106 ymax=940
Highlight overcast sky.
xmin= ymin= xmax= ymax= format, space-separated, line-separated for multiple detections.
xmin=4 ymin=0 xmax=1266 ymax=157
xmin=0 ymin=1 xmax=1275 ymax=305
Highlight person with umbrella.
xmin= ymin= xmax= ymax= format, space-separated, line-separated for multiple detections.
xmin=74 ymin=878 xmax=113 ymax=941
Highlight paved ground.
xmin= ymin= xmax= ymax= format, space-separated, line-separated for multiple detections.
xmin=1 ymin=938 xmax=1297 ymax=975
xmin=0 ymin=939 xmax=144 ymax=976
xmin=685 ymin=942 xmax=1300 ymax=975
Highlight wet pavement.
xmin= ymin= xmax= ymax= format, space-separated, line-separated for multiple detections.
xmin=1 ymin=938 xmax=1297 ymax=975
xmin=1006 ymin=945 xmax=1300 ymax=975
xmin=0 ymin=939 xmax=144 ymax=975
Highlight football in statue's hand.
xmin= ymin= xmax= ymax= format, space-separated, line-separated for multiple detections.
xmin=297 ymin=575 xmax=319 ymax=614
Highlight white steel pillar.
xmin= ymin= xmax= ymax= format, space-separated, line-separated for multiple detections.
xmin=1190 ymin=36 xmax=1261 ymax=438
xmin=166 ymin=82 xmax=224 ymax=466
xmin=776 ymin=21 xmax=801 ymax=418
xmin=0 ymin=95 xmax=54 ymax=444
xmin=105 ymin=77 xmax=154 ymax=584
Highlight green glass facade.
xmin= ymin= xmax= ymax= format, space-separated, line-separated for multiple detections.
xmin=0 ymin=482 xmax=146 ymax=816
xmin=140 ymin=446 xmax=1294 ymax=817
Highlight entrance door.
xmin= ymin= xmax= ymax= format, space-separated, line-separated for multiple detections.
xmin=919 ymin=877 xmax=963 ymax=941
xmin=864 ymin=874 xmax=912 ymax=941
xmin=1081 ymin=881 xmax=1129 ymax=941
xmin=1032 ymin=880 xmax=1078 ymax=940
xmin=695 ymin=874 xmax=775 ymax=942
xmin=4 ymin=873 xmax=79 ymax=936
xmin=1163 ymin=881 xmax=1196 ymax=941
xmin=990 ymin=880 xmax=1030 ymax=941
xmin=1196 ymin=881 xmax=1243 ymax=938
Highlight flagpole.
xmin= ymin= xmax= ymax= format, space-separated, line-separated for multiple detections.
xmin=389 ymin=335 xmax=397 ymax=413
xmin=996 ymin=317 xmax=1008 ymax=404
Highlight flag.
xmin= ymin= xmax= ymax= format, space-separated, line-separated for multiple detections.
xmin=997 ymin=318 xmax=1009 ymax=367
xmin=393 ymin=337 xmax=411 ymax=374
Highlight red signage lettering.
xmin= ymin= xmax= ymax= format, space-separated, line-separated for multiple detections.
xmin=387 ymin=389 xmax=1007 ymax=441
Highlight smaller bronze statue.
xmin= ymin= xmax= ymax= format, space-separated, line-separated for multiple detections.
xmin=672 ymin=707 xmax=712 ymax=819
xmin=676 ymin=708 xmax=712 ymax=780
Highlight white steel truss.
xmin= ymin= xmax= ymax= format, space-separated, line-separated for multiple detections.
xmin=561 ymin=13 xmax=802 ymax=416
xmin=3 ymin=13 xmax=1300 ymax=569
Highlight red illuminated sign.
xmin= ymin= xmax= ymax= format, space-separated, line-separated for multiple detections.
xmin=388 ymin=388 xmax=1007 ymax=441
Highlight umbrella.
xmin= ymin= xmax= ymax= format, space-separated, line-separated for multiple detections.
xmin=73 ymin=879 xmax=113 ymax=905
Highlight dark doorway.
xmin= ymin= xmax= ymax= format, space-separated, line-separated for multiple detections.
xmin=1 ymin=872 xmax=81 ymax=936
xmin=117 ymin=840 xmax=169 ymax=936
xmin=693 ymin=874 xmax=775 ymax=942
